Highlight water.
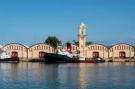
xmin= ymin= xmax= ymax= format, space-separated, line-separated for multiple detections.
xmin=0 ymin=62 xmax=135 ymax=89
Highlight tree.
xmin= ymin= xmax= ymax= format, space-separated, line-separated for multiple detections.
xmin=86 ymin=41 xmax=93 ymax=45
xmin=72 ymin=40 xmax=79 ymax=46
xmin=72 ymin=40 xmax=93 ymax=46
xmin=45 ymin=36 xmax=61 ymax=49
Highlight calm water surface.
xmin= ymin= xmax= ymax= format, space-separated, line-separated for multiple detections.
xmin=0 ymin=62 xmax=135 ymax=89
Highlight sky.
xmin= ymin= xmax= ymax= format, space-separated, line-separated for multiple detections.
xmin=0 ymin=0 xmax=135 ymax=45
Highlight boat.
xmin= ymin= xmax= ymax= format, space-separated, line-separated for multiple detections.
xmin=44 ymin=53 xmax=72 ymax=63
xmin=44 ymin=53 xmax=105 ymax=63
xmin=0 ymin=50 xmax=19 ymax=62
xmin=44 ymin=46 xmax=105 ymax=63
xmin=69 ymin=57 xmax=105 ymax=63
xmin=0 ymin=57 xmax=19 ymax=62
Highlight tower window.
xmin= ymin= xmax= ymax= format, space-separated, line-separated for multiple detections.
xmin=81 ymin=31 xmax=84 ymax=35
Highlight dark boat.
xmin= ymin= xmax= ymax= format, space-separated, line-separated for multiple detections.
xmin=44 ymin=53 xmax=72 ymax=63
xmin=0 ymin=57 xmax=20 ymax=63
xmin=0 ymin=50 xmax=20 ymax=63
xmin=44 ymin=42 xmax=105 ymax=63
xmin=44 ymin=53 xmax=105 ymax=63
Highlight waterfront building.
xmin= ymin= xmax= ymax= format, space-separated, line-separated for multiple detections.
xmin=2 ymin=43 xmax=28 ymax=59
xmin=28 ymin=43 xmax=55 ymax=59
xmin=86 ymin=43 xmax=109 ymax=59
xmin=109 ymin=43 xmax=134 ymax=59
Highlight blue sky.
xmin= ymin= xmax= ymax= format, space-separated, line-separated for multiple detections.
xmin=0 ymin=0 xmax=135 ymax=45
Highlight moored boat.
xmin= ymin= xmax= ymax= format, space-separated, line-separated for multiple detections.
xmin=0 ymin=50 xmax=19 ymax=62
xmin=69 ymin=57 xmax=105 ymax=63
xmin=0 ymin=57 xmax=19 ymax=62
xmin=44 ymin=43 xmax=105 ymax=63
xmin=44 ymin=53 xmax=105 ymax=63
xmin=44 ymin=53 xmax=71 ymax=63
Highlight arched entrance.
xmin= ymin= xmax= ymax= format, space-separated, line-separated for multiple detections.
xmin=39 ymin=52 xmax=46 ymax=58
xmin=93 ymin=52 xmax=99 ymax=58
xmin=119 ymin=51 xmax=126 ymax=59
xmin=11 ymin=51 xmax=18 ymax=57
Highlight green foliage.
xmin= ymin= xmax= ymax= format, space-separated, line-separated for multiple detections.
xmin=72 ymin=40 xmax=79 ymax=46
xmin=45 ymin=36 xmax=61 ymax=49
xmin=86 ymin=41 xmax=93 ymax=45
xmin=72 ymin=40 xmax=93 ymax=46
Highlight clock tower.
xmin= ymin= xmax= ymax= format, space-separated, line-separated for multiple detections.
xmin=78 ymin=23 xmax=86 ymax=58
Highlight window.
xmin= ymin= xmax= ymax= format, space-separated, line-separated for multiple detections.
xmin=17 ymin=46 xmax=18 ymax=50
xmin=42 ymin=46 xmax=43 ymax=50
xmin=38 ymin=45 xmax=41 ymax=50
xmin=123 ymin=46 xmax=125 ymax=50
xmin=81 ymin=30 xmax=84 ymax=35
xmin=95 ymin=46 xmax=97 ymax=50
xmin=100 ymin=46 xmax=101 ymax=50
xmin=34 ymin=47 xmax=36 ymax=50
xmin=102 ymin=47 xmax=104 ymax=50
xmin=46 ymin=46 xmax=48 ymax=50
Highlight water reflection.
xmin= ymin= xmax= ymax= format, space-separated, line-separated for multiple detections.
xmin=0 ymin=62 xmax=135 ymax=89
xmin=78 ymin=64 xmax=87 ymax=89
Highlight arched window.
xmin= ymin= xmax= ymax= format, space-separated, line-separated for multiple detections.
xmin=123 ymin=46 xmax=125 ymax=50
xmin=17 ymin=46 xmax=18 ymax=50
xmin=115 ymin=46 xmax=117 ymax=50
xmin=42 ymin=46 xmax=43 ymax=50
xmin=100 ymin=46 xmax=101 ymax=50
xmin=46 ymin=46 xmax=48 ymax=50
xmin=102 ymin=47 xmax=104 ymax=50
xmin=48 ymin=47 xmax=50 ymax=51
xmin=91 ymin=46 xmax=93 ymax=50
